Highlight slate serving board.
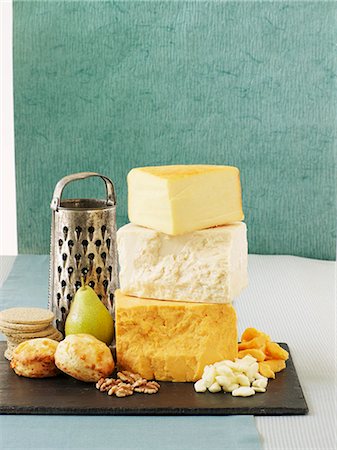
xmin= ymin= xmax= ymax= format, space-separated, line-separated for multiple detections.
xmin=0 ymin=343 xmax=308 ymax=416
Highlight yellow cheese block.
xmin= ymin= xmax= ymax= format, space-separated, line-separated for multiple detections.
xmin=127 ymin=165 xmax=244 ymax=235
xmin=115 ymin=289 xmax=238 ymax=382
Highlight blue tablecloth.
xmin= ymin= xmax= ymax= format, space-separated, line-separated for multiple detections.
xmin=0 ymin=256 xmax=261 ymax=450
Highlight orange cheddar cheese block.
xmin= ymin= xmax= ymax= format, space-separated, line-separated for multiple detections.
xmin=115 ymin=290 xmax=238 ymax=382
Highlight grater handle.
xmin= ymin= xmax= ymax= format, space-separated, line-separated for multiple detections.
xmin=50 ymin=172 xmax=116 ymax=211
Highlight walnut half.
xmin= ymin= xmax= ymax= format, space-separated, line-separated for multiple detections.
xmin=134 ymin=381 xmax=160 ymax=394
xmin=96 ymin=371 xmax=160 ymax=398
xmin=117 ymin=370 xmax=142 ymax=384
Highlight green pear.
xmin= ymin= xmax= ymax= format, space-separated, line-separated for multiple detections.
xmin=65 ymin=279 xmax=114 ymax=345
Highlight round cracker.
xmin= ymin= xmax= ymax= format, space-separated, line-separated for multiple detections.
xmin=4 ymin=348 xmax=13 ymax=361
xmin=6 ymin=331 xmax=62 ymax=348
xmin=6 ymin=339 xmax=18 ymax=349
xmin=0 ymin=323 xmax=51 ymax=336
xmin=0 ymin=320 xmax=51 ymax=332
xmin=7 ymin=345 xmax=17 ymax=353
xmin=0 ymin=325 xmax=50 ymax=336
xmin=0 ymin=308 xmax=54 ymax=325
xmin=7 ymin=325 xmax=58 ymax=342
xmin=46 ymin=330 xmax=63 ymax=341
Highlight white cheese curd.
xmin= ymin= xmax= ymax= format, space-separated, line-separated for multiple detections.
xmin=253 ymin=387 xmax=266 ymax=393
xmin=232 ymin=386 xmax=256 ymax=397
xmin=202 ymin=365 xmax=216 ymax=388
xmin=252 ymin=379 xmax=268 ymax=389
xmin=208 ymin=382 xmax=222 ymax=393
xmin=193 ymin=355 xmax=269 ymax=397
xmin=194 ymin=379 xmax=207 ymax=392
xmin=223 ymin=383 xmax=240 ymax=393
xmin=215 ymin=365 xmax=234 ymax=377
xmin=215 ymin=375 xmax=234 ymax=387
xmin=235 ymin=374 xmax=250 ymax=387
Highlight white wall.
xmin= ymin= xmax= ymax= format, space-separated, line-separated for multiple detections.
xmin=0 ymin=0 xmax=17 ymax=256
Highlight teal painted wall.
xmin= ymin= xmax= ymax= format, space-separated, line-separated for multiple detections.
xmin=14 ymin=1 xmax=336 ymax=259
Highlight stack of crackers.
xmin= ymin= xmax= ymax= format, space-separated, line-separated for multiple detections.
xmin=0 ymin=307 xmax=63 ymax=360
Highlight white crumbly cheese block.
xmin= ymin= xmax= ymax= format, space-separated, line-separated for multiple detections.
xmin=117 ymin=222 xmax=248 ymax=303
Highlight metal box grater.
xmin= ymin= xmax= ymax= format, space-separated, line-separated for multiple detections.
xmin=48 ymin=172 xmax=118 ymax=334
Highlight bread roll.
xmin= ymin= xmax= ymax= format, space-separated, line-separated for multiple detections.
xmin=55 ymin=334 xmax=114 ymax=382
xmin=10 ymin=338 xmax=59 ymax=378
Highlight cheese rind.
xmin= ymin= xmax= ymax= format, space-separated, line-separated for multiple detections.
xmin=115 ymin=290 xmax=238 ymax=382
xmin=117 ymin=222 xmax=248 ymax=304
xmin=127 ymin=165 xmax=244 ymax=235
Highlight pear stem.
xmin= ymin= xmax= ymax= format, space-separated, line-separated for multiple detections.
xmin=81 ymin=276 xmax=85 ymax=288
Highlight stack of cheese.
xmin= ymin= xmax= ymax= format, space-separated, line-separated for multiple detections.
xmin=115 ymin=165 xmax=248 ymax=382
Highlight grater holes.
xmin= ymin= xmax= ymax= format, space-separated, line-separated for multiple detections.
xmin=109 ymin=293 xmax=114 ymax=302
xmin=67 ymin=267 xmax=73 ymax=276
xmin=88 ymin=281 xmax=95 ymax=288
xmin=61 ymin=280 xmax=66 ymax=288
xmin=57 ymin=266 xmax=62 ymax=273
xmin=57 ymin=293 xmax=61 ymax=300
xmin=58 ymin=239 xmax=63 ymax=247
xmin=66 ymin=294 xmax=73 ymax=301
xmin=68 ymin=239 xmax=74 ymax=248
xmin=96 ymin=266 xmax=102 ymax=281
xmin=81 ymin=239 xmax=88 ymax=253
xmin=62 ymin=253 xmax=67 ymax=261
xmin=81 ymin=267 xmax=88 ymax=276
xmin=75 ymin=254 xmax=81 ymax=268
xmin=75 ymin=226 xmax=82 ymax=240
xmin=61 ymin=307 xmax=66 ymax=314
xmin=95 ymin=239 xmax=101 ymax=248
xmin=88 ymin=253 xmax=95 ymax=261
xmin=101 ymin=225 xmax=106 ymax=238
xmin=63 ymin=226 xmax=68 ymax=240
xmin=75 ymin=281 xmax=81 ymax=290
xmin=88 ymin=226 xmax=94 ymax=241
xmin=103 ymin=279 xmax=109 ymax=293
xmin=106 ymin=238 xmax=111 ymax=250
xmin=101 ymin=252 xmax=106 ymax=264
